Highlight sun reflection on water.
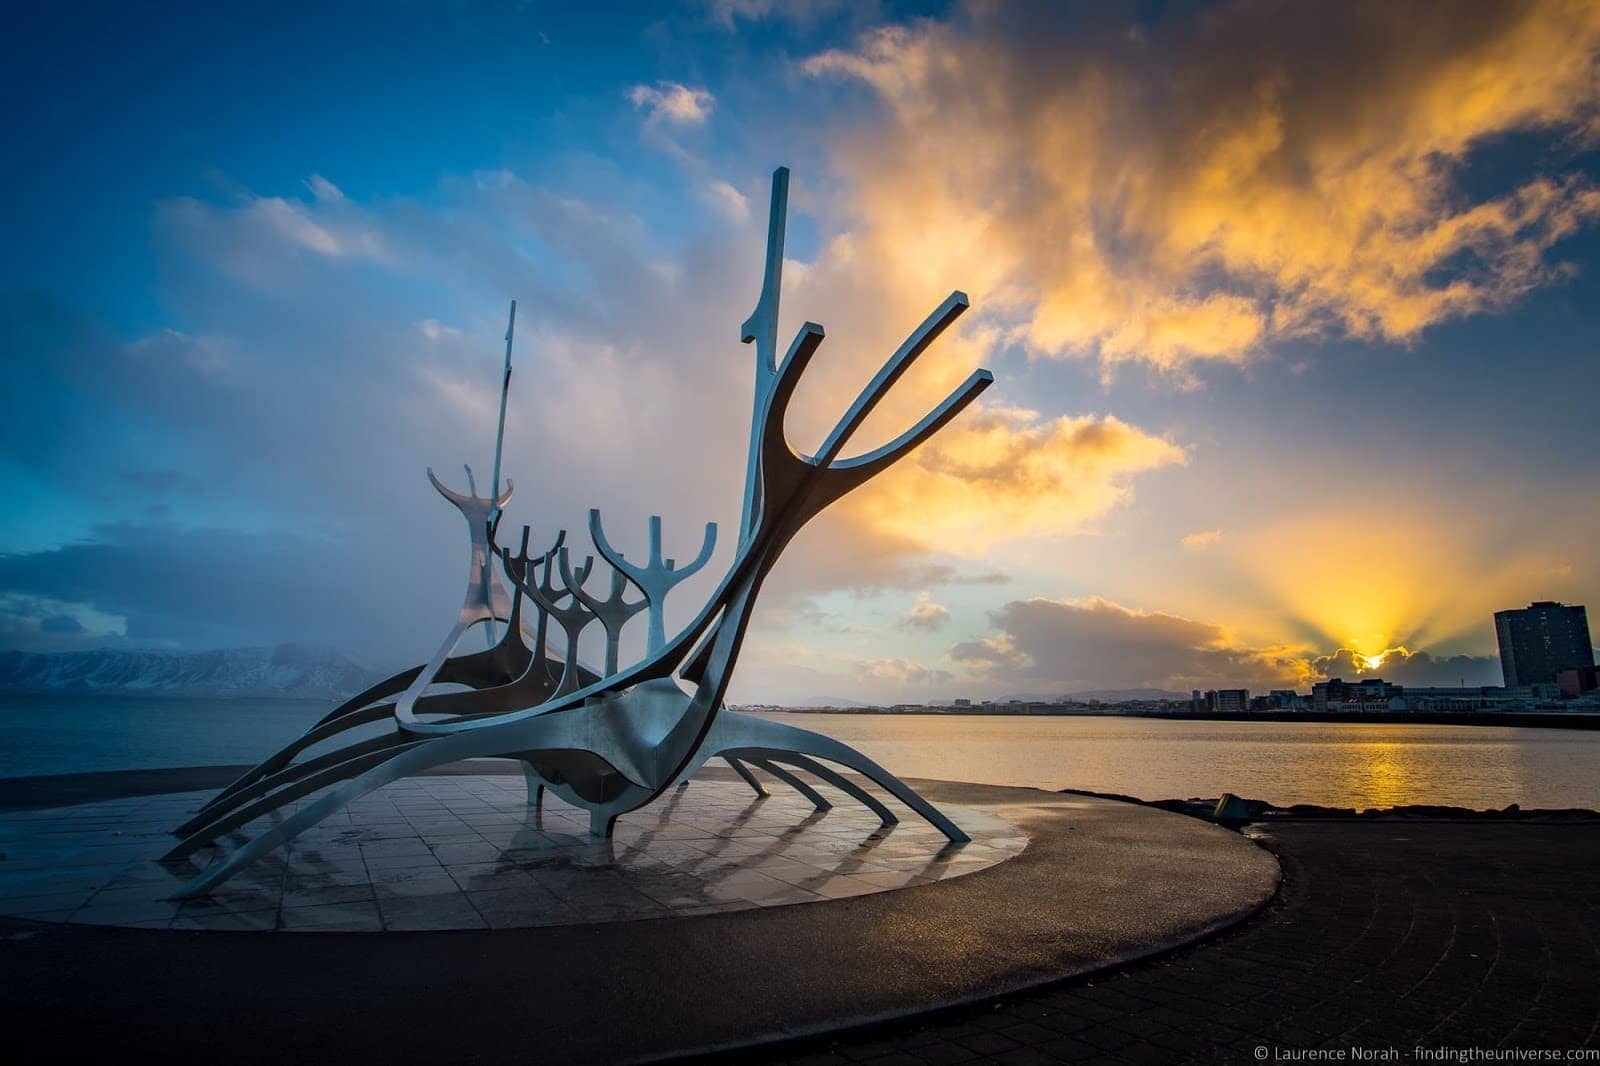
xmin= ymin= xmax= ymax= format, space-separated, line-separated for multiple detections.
xmin=1352 ymin=741 xmax=1410 ymax=809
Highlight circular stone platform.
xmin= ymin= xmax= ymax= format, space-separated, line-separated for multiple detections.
xmin=0 ymin=771 xmax=1280 ymax=1064
xmin=0 ymin=774 xmax=1025 ymax=931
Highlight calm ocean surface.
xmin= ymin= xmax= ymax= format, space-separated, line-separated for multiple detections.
xmin=4 ymin=695 xmax=1598 ymax=810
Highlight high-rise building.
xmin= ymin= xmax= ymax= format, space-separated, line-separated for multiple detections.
xmin=1494 ymin=602 xmax=1595 ymax=687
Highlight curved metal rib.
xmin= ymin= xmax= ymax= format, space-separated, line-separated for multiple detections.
xmin=723 ymin=756 xmax=767 ymax=797
xmin=748 ymin=758 xmax=830 ymax=811
xmin=311 ymin=666 xmax=425 ymax=729
xmin=757 ymin=751 xmax=897 ymax=826
xmin=195 ymin=701 xmax=399 ymax=820
xmin=169 ymin=706 xmax=630 ymax=897
xmin=812 ymin=292 xmax=971 ymax=469
xmin=177 ymin=730 xmax=409 ymax=837
xmin=163 ymin=734 xmax=431 ymax=862
xmin=698 ymin=711 xmax=968 ymax=843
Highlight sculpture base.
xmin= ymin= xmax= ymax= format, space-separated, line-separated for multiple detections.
xmin=1 ymin=769 xmax=1279 ymax=1062
xmin=0 ymin=770 xmax=1024 ymax=931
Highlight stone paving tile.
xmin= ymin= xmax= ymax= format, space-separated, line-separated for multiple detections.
xmin=279 ymin=882 xmax=375 ymax=907
xmin=0 ymin=776 xmax=1023 ymax=931
xmin=370 ymin=870 xmax=460 ymax=898
xmin=170 ymin=909 xmax=277 ymax=931
xmin=756 ymin=823 xmax=1600 ymax=1065
xmin=378 ymin=893 xmax=486 ymax=931
xmin=278 ymin=900 xmax=383 ymax=932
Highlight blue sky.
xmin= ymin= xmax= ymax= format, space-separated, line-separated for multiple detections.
xmin=4 ymin=1 xmax=1599 ymax=701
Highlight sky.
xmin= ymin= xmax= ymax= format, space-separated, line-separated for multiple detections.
xmin=3 ymin=0 xmax=1599 ymax=703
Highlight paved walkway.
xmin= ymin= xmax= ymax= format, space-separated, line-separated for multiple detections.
xmin=753 ymin=822 xmax=1600 ymax=1064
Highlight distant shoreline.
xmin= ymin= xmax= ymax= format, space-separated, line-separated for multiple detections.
xmin=5 ymin=692 xmax=1596 ymax=731
xmin=752 ymin=707 xmax=1600 ymax=730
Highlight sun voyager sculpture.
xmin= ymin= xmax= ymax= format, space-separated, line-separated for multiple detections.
xmin=165 ymin=168 xmax=994 ymax=897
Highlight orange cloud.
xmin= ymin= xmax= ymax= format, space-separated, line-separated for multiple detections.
xmin=842 ymin=404 xmax=1186 ymax=552
xmin=807 ymin=0 xmax=1600 ymax=374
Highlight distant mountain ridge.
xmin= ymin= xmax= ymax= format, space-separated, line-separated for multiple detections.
xmin=0 ymin=643 xmax=382 ymax=700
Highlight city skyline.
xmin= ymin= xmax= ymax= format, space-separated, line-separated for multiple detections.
xmin=4 ymin=1 xmax=1600 ymax=702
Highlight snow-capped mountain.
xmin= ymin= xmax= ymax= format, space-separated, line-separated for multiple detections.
xmin=0 ymin=643 xmax=382 ymax=699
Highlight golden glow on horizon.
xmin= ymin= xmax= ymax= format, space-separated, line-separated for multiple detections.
xmin=1223 ymin=512 xmax=1550 ymax=669
xmin=1242 ymin=520 xmax=1431 ymax=657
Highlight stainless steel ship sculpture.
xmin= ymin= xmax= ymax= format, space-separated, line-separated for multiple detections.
xmin=166 ymin=168 xmax=994 ymax=897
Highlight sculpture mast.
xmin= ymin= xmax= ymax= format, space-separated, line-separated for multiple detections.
xmin=738 ymin=168 xmax=787 ymax=547
xmin=485 ymin=299 xmax=517 ymax=647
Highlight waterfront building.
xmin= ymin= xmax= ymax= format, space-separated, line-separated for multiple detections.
xmin=1203 ymin=688 xmax=1250 ymax=712
xmin=1399 ymin=686 xmax=1501 ymax=711
xmin=1258 ymin=689 xmax=1307 ymax=711
xmin=1390 ymin=684 xmax=1557 ymax=711
xmin=1494 ymin=601 xmax=1595 ymax=686
xmin=1556 ymin=667 xmax=1600 ymax=697
xmin=1312 ymin=677 xmax=1401 ymax=708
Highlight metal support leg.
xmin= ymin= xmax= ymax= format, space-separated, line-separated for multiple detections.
xmin=723 ymin=755 xmax=768 ymax=797
xmin=749 ymin=758 xmax=830 ymax=811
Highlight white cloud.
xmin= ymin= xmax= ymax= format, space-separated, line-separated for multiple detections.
xmin=702 ymin=179 xmax=750 ymax=222
xmin=626 ymin=81 xmax=715 ymax=126
xmin=305 ymin=174 xmax=345 ymax=203
xmin=124 ymin=329 xmax=231 ymax=376
xmin=417 ymin=319 xmax=463 ymax=342
xmin=897 ymin=592 xmax=950 ymax=631
xmin=854 ymin=655 xmax=952 ymax=686
xmin=706 ymin=0 xmax=843 ymax=29
xmin=256 ymin=197 xmax=345 ymax=256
